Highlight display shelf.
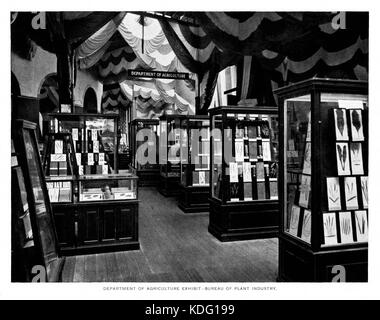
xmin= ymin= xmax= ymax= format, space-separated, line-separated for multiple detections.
xmin=275 ymin=78 xmax=368 ymax=282
xmin=158 ymin=114 xmax=187 ymax=196
xmin=208 ymin=106 xmax=279 ymax=241
xmin=129 ymin=118 xmax=159 ymax=186
xmin=178 ymin=115 xmax=210 ymax=213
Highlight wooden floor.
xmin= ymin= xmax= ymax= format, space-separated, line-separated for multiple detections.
xmin=61 ymin=187 xmax=278 ymax=282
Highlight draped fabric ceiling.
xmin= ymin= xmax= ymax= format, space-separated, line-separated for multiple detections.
xmin=77 ymin=13 xmax=196 ymax=117
xmin=18 ymin=12 xmax=368 ymax=114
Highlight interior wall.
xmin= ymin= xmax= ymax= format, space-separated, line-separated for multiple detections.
xmin=11 ymin=47 xmax=57 ymax=98
xmin=74 ymin=69 xmax=103 ymax=113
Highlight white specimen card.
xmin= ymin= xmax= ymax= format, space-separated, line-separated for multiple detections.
xmin=229 ymin=162 xmax=239 ymax=183
xmin=243 ymin=162 xmax=252 ymax=182
xmin=323 ymin=213 xmax=338 ymax=246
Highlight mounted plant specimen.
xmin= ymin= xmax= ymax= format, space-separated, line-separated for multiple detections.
xmin=323 ymin=213 xmax=338 ymax=245
xmin=350 ymin=109 xmax=364 ymax=141
xmin=302 ymin=142 xmax=311 ymax=175
xmin=355 ymin=210 xmax=368 ymax=242
xmin=289 ymin=205 xmax=301 ymax=236
xmin=301 ymin=209 xmax=312 ymax=243
xmin=339 ymin=211 xmax=354 ymax=244
xmin=326 ymin=177 xmax=341 ymax=211
xmin=345 ymin=177 xmax=359 ymax=210
xmin=350 ymin=142 xmax=364 ymax=175
xmin=299 ymin=174 xmax=311 ymax=208
xmin=334 ymin=108 xmax=349 ymax=141
xmin=336 ymin=143 xmax=351 ymax=175
xmin=361 ymin=176 xmax=368 ymax=208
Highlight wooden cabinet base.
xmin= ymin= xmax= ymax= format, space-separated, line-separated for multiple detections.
xmin=53 ymin=201 xmax=139 ymax=256
xmin=278 ymin=236 xmax=368 ymax=282
xmin=136 ymin=168 xmax=159 ymax=187
xmin=158 ymin=175 xmax=180 ymax=197
xmin=208 ymin=198 xmax=279 ymax=242
xmin=178 ymin=185 xmax=209 ymax=213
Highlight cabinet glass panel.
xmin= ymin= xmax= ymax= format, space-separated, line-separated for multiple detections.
xmin=283 ymin=94 xmax=311 ymax=242
xmin=79 ymin=174 xmax=138 ymax=202
xmin=47 ymin=113 xmax=119 ymax=175
xmin=211 ymin=114 xmax=223 ymax=200
xmin=210 ymin=107 xmax=279 ymax=204
xmin=160 ymin=117 xmax=181 ymax=177
xmin=130 ymin=119 xmax=159 ymax=171
xmin=180 ymin=117 xmax=210 ymax=187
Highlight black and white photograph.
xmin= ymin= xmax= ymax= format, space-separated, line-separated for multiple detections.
xmin=5 ymin=2 xmax=378 ymax=302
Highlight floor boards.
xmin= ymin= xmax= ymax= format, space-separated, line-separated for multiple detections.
xmin=63 ymin=187 xmax=278 ymax=282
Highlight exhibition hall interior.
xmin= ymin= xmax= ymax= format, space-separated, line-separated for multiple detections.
xmin=10 ymin=11 xmax=368 ymax=282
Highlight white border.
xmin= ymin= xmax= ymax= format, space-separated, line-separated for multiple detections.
xmin=1 ymin=0 xmax=380 ymax=300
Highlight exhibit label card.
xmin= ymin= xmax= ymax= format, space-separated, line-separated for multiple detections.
xmin=339 ymin=211 xmax=354 ymax=244
xmin=338 ymin=100 xmax=364 ymax=110
xmin=326 ymin=177 xmax=341 ymax=211
xmin=289 ymin=205 xmax=301 ymax=236
xmin=262 ymin=141 xmax=271 ymax=161
xmin=76 ymin=154 xmax=81 ymax=166
xmin=361 ymin=176 xmax=368 ymax=209
xmin=87 ymin=153 xmax=94 ymax=165
xmin=243 ymin=162 xmax=252 ymax=182
xmin=354 ymin=210 xmax=368 ymax=242
xmin=91 ymin=129 xmax=98 ymax=141
xmin=302 ymin=142 xmax=311 ymax=175
xmin=235 ymin=141 xmax=244 ymax=162
xmin=350 ymin=143 xmax=364 ymax=175
xmin=72 ymin=128 xmax=78 ymax=141
xmin=299 ymin=174 xmax=311 ymax=208
xmin=93 ymin=141 xmax=100 ymax=153
xmin=336 ymin=143 xmax=351 ymax=175
xmin=301 ymin=209 xmax=312 ymax=243
xmin=99 ymin=153 xmax=105 ymax=164
xmin=55 ymin=140 xmax=63 ymax=154
xmin=229 ymin=162 xmax=239 ymax=183
xmin=102 ymin=165 xmax=108 ymax=175
xmin=51 ymin=154 xmax=66 ymax=162
xmin=199 ymin=171 xmax=206 ymax=185
xmin=323 ymin=213 xmax=338 ymax=246
xmin=344 ymin=177 xmax=359 ymax=210
xmin=349 ymin=109 xmax=365 ymax=141
xmin=334 ymin=108 xmax=349 ymax=141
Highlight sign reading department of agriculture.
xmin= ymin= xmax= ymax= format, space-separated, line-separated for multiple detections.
xmin=128 ymin=70 xmax=189 ymax=80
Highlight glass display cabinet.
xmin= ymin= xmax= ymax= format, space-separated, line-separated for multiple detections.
xmin=208 ymin=106 xmax=279 ymax=241
xmin=44 ymin=113 xmax=140 ymax=255
xmin=129 ymin=118 xmax=160 ymax=186
xmin=158 ymin=114 xmax=187 ymax=196
xmin=12 ymin=120 xmax=64 ymax=282
xmin=178 ymin=115 xmax=210 ymax=213
xmin=47 ymin=113 xmax=119 ymax=175
xmin=275 ymin=78 xmax=368 ymax=282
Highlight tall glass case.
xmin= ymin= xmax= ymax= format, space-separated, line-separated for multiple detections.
xmin=208 ymin=106 xmax=279 ymax=241
xmin=47 ymin=113 xmax=119 ymax=175
xmin=158 ymin=114 xmax=187 ymax=196
xmin=129 ymin=119 xmax=159 ymax=186
xmin=275 ymin=78 xmax=368 ymax=282
xmin=178 ymin=116 xmax=210 ymax=212
xmin=79 ymin=174 xmax=138 ymax=202
xmin=12 ymin=120 xmax=63 ymax=281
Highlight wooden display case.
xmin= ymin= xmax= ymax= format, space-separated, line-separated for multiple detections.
xmin=129 ymin=118 xmax=160 ymax=186
xmin=275 ymin=78 xmax=368 ymax=282
xmin=178 ymin=115 xmax=210 ymax=213
xmin=208 ymin=106 xmax=279 ymax=241
xmin=44 ymin=113 xmax=140 ymax=255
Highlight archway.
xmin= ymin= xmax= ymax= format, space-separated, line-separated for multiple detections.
xmin=38 ymin=73 xmax=59 ymax=114
xmin=83 ymin=87 xmax=98 ymax=113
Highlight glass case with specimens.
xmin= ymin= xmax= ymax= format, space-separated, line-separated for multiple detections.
xmin=208 ymin=106 xmax=279 ymax=241
xmin=275 ymin=78 xmax=368 ymax=282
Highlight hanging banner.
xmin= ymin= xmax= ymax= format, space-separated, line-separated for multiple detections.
xmin=128 ymin=69 xmax=189 ymax=80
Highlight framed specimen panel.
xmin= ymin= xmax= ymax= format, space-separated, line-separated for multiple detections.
xmin=275 ymin=78 xmax=368 ymax=282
